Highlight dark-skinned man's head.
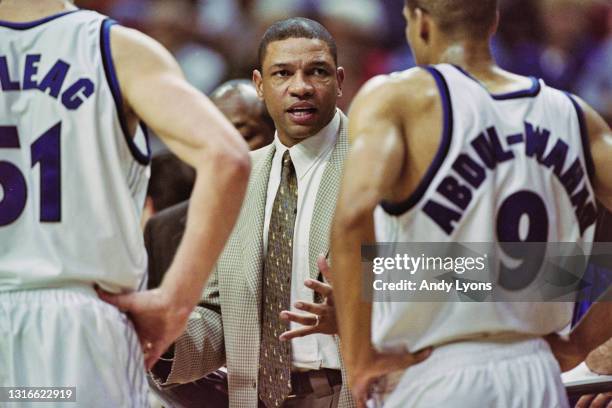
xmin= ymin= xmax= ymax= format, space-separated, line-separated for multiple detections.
xmin=253 ymin=17 xmax=344 ymax=147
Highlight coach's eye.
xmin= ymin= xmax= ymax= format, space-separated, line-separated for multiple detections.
xmin=273 ymin=70 xmax=290 ymax=77
xmin=313 ymin=68 xmax=328 ymax=76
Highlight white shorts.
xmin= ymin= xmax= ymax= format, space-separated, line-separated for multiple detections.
xmin=0 ymin=285 xmax=149 ymax=407
xmin=371 ymin=338 xmax=569 ymax=408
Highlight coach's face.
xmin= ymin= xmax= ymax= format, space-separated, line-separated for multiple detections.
xmin=253 ymin=37 xmax=344 ymax=147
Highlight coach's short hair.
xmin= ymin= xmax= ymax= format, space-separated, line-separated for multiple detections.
xmin=405 ymin=0 xmax=498 ymax=37
xmin=257 ymin=17 xmax=337 ymax=69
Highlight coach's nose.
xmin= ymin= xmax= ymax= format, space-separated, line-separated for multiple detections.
xmin=289 ymin=70 xmax=314 ymax=98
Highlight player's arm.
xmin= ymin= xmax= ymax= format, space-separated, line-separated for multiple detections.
xmin=577 ymin=97 xmax=612 ymax=211
xmin=331 ymin=72 xmax=430 ymax=404
xmin=99 ymin=26 xmax=250 ymax=369
xmin=546 ymin=288 xmax=612 ymax=372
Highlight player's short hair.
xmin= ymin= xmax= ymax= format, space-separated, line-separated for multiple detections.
xmin=405 ymin=0 xmax=498 ymax=37
xmin=257 ymin=17 xmax=337 ymax=69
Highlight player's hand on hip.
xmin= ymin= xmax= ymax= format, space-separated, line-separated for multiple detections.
xmin=585 ymin=339 xmax=612 ymax=375
xmin=351 ymin=348 xmax=432 ymax=408
xmin=544 ymin=333 xmax=586 ymax=372
xmin=279 ymin=255 xmax=337 ymax=341
xmin=96 ymin=286 xmax=192 ymax=370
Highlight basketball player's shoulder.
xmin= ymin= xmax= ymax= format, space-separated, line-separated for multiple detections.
xmin=107 ymin=24 xmax=181 ymax=77
xmin=354 ymin=67 xmax=438 ymax=117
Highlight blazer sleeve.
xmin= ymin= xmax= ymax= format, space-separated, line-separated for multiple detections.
xmin=151 ymin=266 xmax=226 ymax=386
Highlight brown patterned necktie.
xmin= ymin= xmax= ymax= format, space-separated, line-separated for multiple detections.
xmin=259 ymin=150 xmax=298 ymax=408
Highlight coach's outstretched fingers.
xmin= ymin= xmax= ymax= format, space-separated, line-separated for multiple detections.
xmin=279 ymin=255 xmax=339 ymax=341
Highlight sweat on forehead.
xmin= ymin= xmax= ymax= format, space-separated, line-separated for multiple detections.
xmin=257 ymin=17 xmax=338 ymax=69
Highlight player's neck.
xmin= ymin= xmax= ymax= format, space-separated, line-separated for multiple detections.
xmin=435 ymin=41 xmax=497 ymax=76
xmin=0 ymin=0 xmax=76 ymax=21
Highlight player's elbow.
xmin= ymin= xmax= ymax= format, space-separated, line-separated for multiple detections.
xmin=333 ymin=194 xmax=377 ymax=234
xmin=226 ymin=150 xmax=251 ymax=186
xmin=205 ymin=133 xmax=251 ymax=185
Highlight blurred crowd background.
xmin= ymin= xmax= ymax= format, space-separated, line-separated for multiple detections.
xmin=78 ymin=0 xmax=612 ymax=124
xmin=78 ymin=0 xmax=612 ymax=218
xmin=78 ymin=0 xmax=612 ymax=318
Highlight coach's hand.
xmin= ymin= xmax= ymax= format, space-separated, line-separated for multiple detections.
xmin=279 ymin=255 xmax=337 ymax=341
xmin=350 ymin=348 xmax=432 ymax=408
xmin=96 ymin=286 xmax=192 ymax=370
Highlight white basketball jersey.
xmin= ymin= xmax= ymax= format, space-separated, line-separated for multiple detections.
xmin=373 ymin=64 xmax=597 ymax=352
xmin=0 ymin=10 xmax=150 ymax=293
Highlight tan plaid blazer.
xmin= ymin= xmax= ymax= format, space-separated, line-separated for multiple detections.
xmin=160 ymin=111 xmax=355 ymax=408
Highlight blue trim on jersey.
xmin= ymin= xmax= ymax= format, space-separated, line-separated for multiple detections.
xmin=139 ymin=121 xmax=152 ymax=156
xmin=100 ymin=19 xmax=151 ymax=165
xmin=452 ymin=65 xmax=541 ymax=100
xmin=381 ymin=66 xmax=453 ymax=216
xmin=565 ymin=93 xmax=595 ymax=181
xmin=0 ymin=10 xmax=82 ymax=30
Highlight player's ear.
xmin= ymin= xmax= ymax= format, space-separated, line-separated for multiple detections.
xmin=415 ymin=7 xmax=430 ymax=43
xmin=252 ymin=69 xmax=264 ymax=100
xmin=490 ymin=11 xmax=500 ymax=37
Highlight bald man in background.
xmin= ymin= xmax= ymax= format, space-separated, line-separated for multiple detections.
xmin=144 ymin=79 xmax=275 ymax=408
xmin=211 ymin=79 xmax=275 ymax=151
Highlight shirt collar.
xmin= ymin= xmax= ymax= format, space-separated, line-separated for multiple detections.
xmin=273 ymin=109 xmax=340 ymax=180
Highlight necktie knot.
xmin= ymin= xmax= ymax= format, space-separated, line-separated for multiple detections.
xmin=279 ymin=150 xmax=297 ymax=200
xmin=281 ymin=150 xmax=295 ymax=183
xmin=282 ymin=150 xmax=292 ymax=167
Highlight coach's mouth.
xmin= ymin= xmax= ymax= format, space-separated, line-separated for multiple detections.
xmin=286 ymin=102 xmax=318 ymax=125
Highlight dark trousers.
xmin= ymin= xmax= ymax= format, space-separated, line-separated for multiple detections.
xmin=148 ymin=370 xmax=229 ymax=408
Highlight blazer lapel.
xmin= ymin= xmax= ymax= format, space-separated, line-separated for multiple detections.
xmin=309 ymin=111 xmax=349 ymax=280
xmin=243 ymin=146 xmax=276 ymax=303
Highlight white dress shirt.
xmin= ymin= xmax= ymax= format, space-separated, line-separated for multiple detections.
xmin=263 ymin=110 xmax=341 ymax=370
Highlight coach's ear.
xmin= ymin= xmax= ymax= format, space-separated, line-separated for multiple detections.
xmin=336 ymin=67 xmax=345 ymax=98
xmin=252 ymin=69 xmax=264 ymax=100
